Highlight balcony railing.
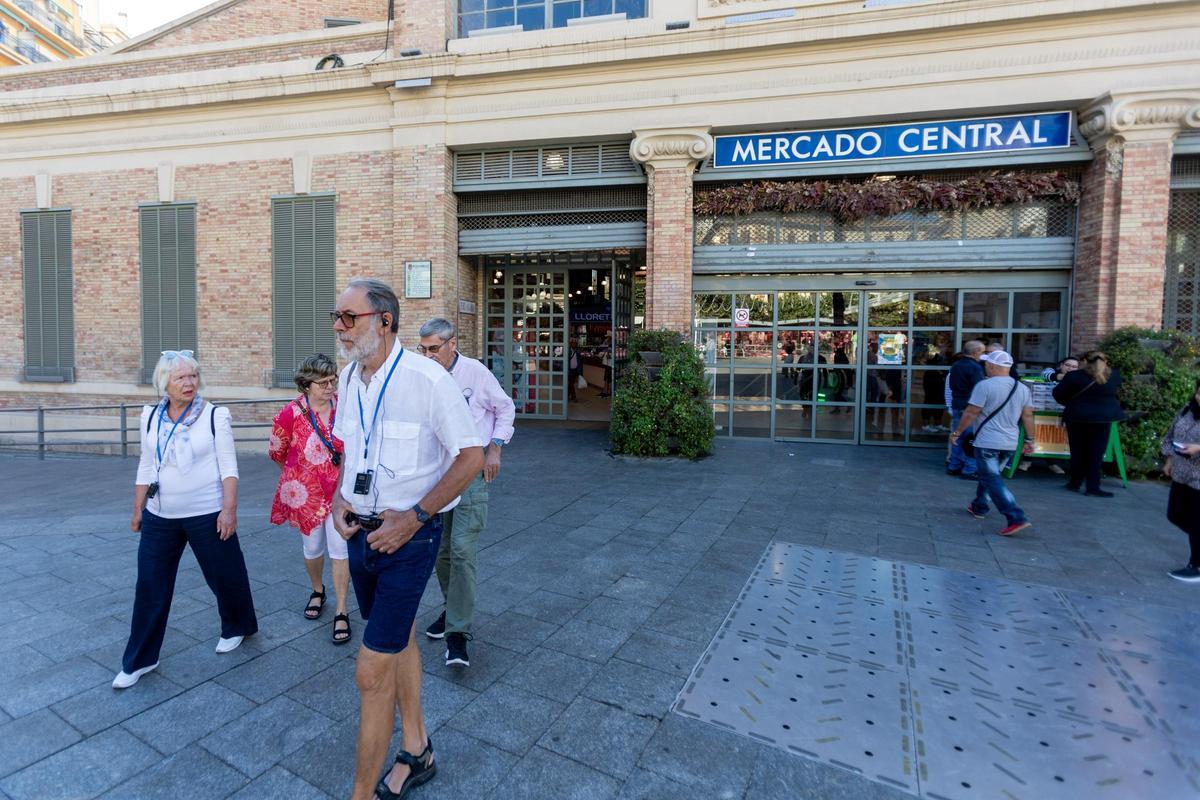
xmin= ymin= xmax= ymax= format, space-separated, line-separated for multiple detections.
xmin=0 ymin=29 xmax=53 ymax=62
xmin=12 ymin=0 xmax=83 ymax=48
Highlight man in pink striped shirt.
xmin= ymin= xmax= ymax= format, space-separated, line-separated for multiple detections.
xmin=417 ymin=317 xmax=516 ymax=667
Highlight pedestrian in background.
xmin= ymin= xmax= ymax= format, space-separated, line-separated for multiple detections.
xmin=114 ymin=350 xmax=257 ymax=689
xmin=269 ymin=353 xmax=351 ymax=644
xmin=946 ymin=340 xmax=986 ymax=477
xmin=419 ymin=317 xmax=515 ymax=668
xmin=951 ymin=350 xmax=1036 ymax=536
xmin=1162 ymin=378 xmax=1200 ymax=583
xmin=1054 ymin=350 xmax=1125 ymax=497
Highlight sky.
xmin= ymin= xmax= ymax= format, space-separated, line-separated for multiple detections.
xmin=80 ymin=0 xmax=214 ymax=37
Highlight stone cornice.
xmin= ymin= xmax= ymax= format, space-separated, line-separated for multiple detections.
xmin=1078 ymin=89 xmax=1200 ymax=145
xmin=630 ymin=127 xmax=714 ymax=171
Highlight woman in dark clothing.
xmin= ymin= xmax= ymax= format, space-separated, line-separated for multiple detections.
xmin=1161 ymin=378 xmax=1200 ymax=582
xmin=1053 ymin=350 xmax=1125 ymax=497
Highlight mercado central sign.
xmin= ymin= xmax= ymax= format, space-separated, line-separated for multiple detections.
xmin=712 ymin=112 xmax=1072 ymax=169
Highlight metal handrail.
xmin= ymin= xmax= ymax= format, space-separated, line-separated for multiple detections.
xmin=0 ymin=397 xmax=288 ymax=459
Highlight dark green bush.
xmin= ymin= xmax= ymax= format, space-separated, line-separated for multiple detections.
xmin=1097 ymin=327 xmax=1200 ymax=476
xmin=610 ymin=329 xmax=714 ymax=459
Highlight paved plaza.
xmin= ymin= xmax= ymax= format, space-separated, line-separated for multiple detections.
xmin=0 ymin=428 xmax=1196 ymax=800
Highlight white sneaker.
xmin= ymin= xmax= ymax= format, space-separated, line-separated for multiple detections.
xmin=215 ymin=636 xmax=244 ymax=654
xmin=112 ymin=662 xmax=158 ymax=689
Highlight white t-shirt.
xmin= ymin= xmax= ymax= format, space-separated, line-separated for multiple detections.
xmin=332 ymin=339 xmax=482 ymax=516
xmin=967 ymin=377 xmax=1031 ymax=452
xmin=136 ymin=403 xmax=239 ymax=518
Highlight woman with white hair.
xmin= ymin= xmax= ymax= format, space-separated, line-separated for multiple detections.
xmin=113 ymin=350 xmax=258 ymax=689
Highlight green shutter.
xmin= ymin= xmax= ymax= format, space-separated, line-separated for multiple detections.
xmin=272 ymin=196 xmax=337 ymax=387
xmin=21 ymin=211 xmax=74 ymax=382
xmin=140 ymin=205 xmax=198 ymax=383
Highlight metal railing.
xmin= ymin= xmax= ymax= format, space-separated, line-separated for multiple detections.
xmin=0 ymin=398 xmax=286 ymax=459
xmin=12 ymin=0 xmax=84 ymax=48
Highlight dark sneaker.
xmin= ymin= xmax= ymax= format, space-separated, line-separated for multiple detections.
xmin=425 ymin=611 xmax=446 ymax=640
xmin=1063 ymin=483 xmax=1082 ymax=493
xmin=966 ymin=505 xmax=986 ymax=520
xmin=1085 ymin=489 xmax=1115 ymax=498
xmin=960 ymin=472 xmax=978 ymax=480
xmin=1168 ymin=565 xmax=1200 ymax=583
xmin=445 ymin=633 xmax=471 ymax=667
xmin=999 ymin=521 xmax=1031 ymax=537
xmin=946 ymin=468 xmax=962 ymax=476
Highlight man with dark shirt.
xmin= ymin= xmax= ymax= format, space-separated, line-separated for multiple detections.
xmin=947 ymin=340 xmax=986 ymax=477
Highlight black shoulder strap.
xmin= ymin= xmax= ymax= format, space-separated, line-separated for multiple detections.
xmin=975 ymin=379 xmax=1021 ymax=438
xmin=210 ymin=403 xmax=218 ymax=437
xmin=146 ymin=406 xmax=153 ymax=433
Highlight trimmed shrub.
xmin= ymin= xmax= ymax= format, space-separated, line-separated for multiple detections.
xmin=1097 ymin=327 xmax=1200 ymax=476
xmin=610 ymin=329 xmax=714 ymax=459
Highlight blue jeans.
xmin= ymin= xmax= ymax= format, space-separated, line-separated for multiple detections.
xmin=948 ymin=410 xmax=976 ymax=475
xmin=970 ymin=448 xmax=1028 ymax=525
xmin=348 ymin=516 xmax=442 ymax=654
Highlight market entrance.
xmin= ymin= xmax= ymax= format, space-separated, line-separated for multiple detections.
xmin=694 ymin=287 xmax=1067 ymax=444
xmin=484 ymin=251 xmax=638 ymax=421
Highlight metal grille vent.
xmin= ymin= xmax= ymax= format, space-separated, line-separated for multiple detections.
xmin=695 ymin=202 xmax=1075 ymax=245
xmin=460 ymin=209 xmax=645 ymax=230
xmin=458 ymin=186 xmax=646 ymax=216
xmin=1173 ymin=155 xmax=1200 ymax=179
xmin=1164 ymin=189 xmax=1200 ymax=335
xmin=454 ymin=141 xmax=638 ymax=184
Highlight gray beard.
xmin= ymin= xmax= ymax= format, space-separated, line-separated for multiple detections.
xmin=338 ymin=323 xmax=382 ymax=363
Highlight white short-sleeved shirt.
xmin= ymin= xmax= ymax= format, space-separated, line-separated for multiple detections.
xmin=332 ymin=339 xmax=482 ymax=515
xmin=135 ymin=402 xmax=239 ymax=519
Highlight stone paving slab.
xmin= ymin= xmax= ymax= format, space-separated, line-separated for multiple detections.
xmin=0 ymin=428 xmax=1193 ymax=798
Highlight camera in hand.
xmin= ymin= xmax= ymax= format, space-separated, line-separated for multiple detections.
xmin=146 ymin=481 xmax=159 ymax=499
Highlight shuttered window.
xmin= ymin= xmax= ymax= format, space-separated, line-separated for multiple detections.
xmin=272 ymin=196 xmax=337 ymax=387
xmin=21 ymin=211 xmax=75 ymax=382
xmin=140 ymin=205 xmax=198 ymax=383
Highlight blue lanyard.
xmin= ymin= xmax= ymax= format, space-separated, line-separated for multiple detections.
xmin=305 ymin=398 xmax=338 ymax=456
xmin=156 ymin=398 xmax=194 ymax=467
xmin=356 ymin=349 xmax=403 ymax=460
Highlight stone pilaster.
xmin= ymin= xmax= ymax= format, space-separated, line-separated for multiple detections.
xmin=630 ymin=127 xmax=714 ymax=333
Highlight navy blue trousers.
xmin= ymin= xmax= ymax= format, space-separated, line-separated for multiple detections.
xmin=121 ymin=510 xmax=258 ymax=672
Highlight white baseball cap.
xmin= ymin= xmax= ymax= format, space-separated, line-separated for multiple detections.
xmin=981 ymin=350 xmax=1014 ymax=368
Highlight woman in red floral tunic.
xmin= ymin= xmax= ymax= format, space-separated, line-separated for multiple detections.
xmin=269 ymin=354 xmax=351 ymax=644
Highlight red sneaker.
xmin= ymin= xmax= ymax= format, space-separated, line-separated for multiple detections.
xmin=999 ymin=521 xmax=1031 ymax=536
xmin=966 ymin=505 xmax=985 ymax=520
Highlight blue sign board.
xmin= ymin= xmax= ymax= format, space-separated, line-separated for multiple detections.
xmin=712 ymin=112 xmax=1072 ymax=169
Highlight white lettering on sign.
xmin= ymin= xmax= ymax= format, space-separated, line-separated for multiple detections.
xmin=898 ymin=128 xmax=920 ymax=153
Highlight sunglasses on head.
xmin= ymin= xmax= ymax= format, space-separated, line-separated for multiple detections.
xmin=162 ymin=350 xmax=194 ymax=359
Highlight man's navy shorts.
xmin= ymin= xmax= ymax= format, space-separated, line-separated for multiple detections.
xmin=347 ymin=516 xmax=442 ymax=654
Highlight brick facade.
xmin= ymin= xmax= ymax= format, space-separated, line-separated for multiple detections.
xmin=644 ymin=166 xmax=695 ymax=333
xmin=1072 ymin=136 xmax=1176 ymax=352
xmin=394 ymin=0 xmax=456 ymax=55
xmin=131 ymin=0 xmax=386 ymax=51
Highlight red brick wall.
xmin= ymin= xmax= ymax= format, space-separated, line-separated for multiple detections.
xmin=0 ymin=30 xmax=386 ymax=93
xmin=0 ymin=177 xmax=31 ymax=381
xmin=391 ymin=145 xmax=459 ymax=345
xmin=132 ymin=0 xmax=386 ymax=51
xmin=1071 ymin=137 xmax=1174 ymax=352
xmin=395 ymin=0 xmax=455 ymax=54
xmin=644 ymin=166 xmax=694 ymax=333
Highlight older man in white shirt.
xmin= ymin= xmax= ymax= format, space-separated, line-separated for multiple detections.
xmin=418 ymin=317 xmax=516 ymax=669
xmin=329 ymin=278 xmax=483 ymax=800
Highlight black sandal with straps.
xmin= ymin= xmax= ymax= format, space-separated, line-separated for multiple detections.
xmin=375 ymin=738 xmax=435 ymax=800
xmin=303 ymin=587 xmax=326 ymax=620
xmin=332 ymin=613 xmax=352 ymax=645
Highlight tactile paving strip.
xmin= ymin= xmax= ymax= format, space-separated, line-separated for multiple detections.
xmin=675 ymin=543 xmax=1200 ymax=799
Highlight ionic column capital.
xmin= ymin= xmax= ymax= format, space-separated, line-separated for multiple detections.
xmin=630 ymin=126 xmax=714 ymax=172
xmin=1078 ymin=89 xmax=1200 ymax=147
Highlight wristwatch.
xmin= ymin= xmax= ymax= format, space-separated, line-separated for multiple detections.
xmin=411 ymin=504 xmax=432 ymax=524
xmin=491 ymin=438 xmax=505 ymax=449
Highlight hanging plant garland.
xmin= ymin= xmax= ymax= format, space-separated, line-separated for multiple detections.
xmin=694 ymin=171 xmax=1080 ymax=223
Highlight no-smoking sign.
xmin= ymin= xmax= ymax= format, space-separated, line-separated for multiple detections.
xmin=733 ymin=308 xmax=750 ymax=328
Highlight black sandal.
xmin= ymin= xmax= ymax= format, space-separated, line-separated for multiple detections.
xmin=332 ymin=613 xmax=352 ymax=645
xmin=304 ymin=587 xmax=326 ymax=620
xmin=375 ymin=739 xmax=435 ymax=800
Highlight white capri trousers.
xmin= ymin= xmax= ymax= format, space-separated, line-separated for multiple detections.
xmin=302 ymin=514 xmax=348 ymax=561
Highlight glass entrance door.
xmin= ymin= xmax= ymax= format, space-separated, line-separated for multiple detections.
xmin=486 ymin=268 xmax=568 ymax=418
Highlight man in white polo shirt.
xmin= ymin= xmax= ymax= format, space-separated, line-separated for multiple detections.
xmin=329 ymin=278 xmax=483 ymax=800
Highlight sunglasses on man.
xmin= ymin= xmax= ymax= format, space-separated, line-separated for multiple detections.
xmin=329 ymin=310 xmax=385 ymax=327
